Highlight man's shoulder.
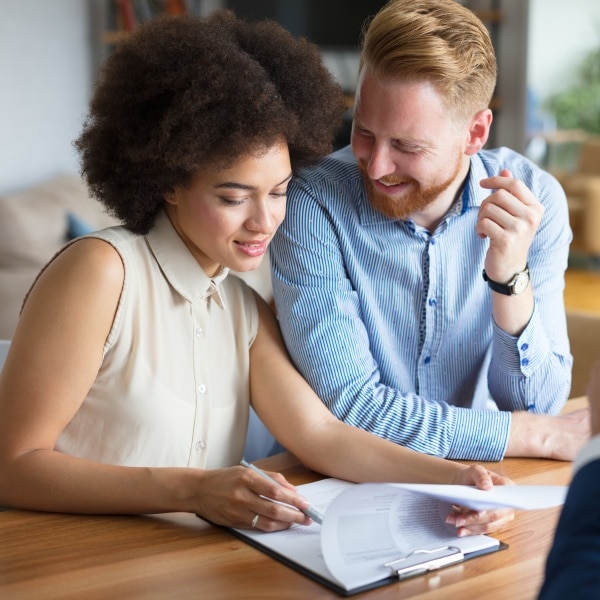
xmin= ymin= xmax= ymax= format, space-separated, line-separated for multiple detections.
xmin=296 ymin=145 xmax=362 ymax=186
xmin=561 ymin=458 xmax=600 ymax=523
xmin=476 ymin=146 xmax=560 ymax=191
xmin=578 ymin=457 xmax=600 ymax=480
xmin=478 ymin=146 xmax=546 ymax=175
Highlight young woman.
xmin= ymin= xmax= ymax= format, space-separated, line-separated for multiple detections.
xmin=0 ymin=11 xmax=513 ymax=535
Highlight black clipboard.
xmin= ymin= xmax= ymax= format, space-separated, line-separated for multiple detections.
xmin=229 ymin=527 xmax=508 ymax=596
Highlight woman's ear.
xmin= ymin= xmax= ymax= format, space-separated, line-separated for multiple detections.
xmin=164 ymin=189 xmax=178 ymax=206
xmin=464 ymin=108 xmax=493 ymax=156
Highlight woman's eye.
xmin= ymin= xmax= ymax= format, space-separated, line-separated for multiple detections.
xmin=220 ymin=197 xmax=245 ymax=206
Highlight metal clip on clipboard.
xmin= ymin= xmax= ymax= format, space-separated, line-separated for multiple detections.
xmin=384 ymin=546 xmax=464 ymax=580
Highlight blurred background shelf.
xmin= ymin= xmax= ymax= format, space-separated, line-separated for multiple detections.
xmin=565 ymin=269 xmax=600 ymax=315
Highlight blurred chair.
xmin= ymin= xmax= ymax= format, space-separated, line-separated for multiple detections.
xmin=552 ymin=136 xmax=600 ymax=258
xmin=567 ymin=310 xmax=600 ymax=398
xmin=0 ymin=339 xmax=9 ymax=371
xmin=0 ymin=339 xmax=9 ymax=510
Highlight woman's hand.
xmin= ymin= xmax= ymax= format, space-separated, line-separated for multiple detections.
xmin=193 ymin=466 xmax=312 ymax=531
xmin=445 ymin=464 xmax=515 ymax=536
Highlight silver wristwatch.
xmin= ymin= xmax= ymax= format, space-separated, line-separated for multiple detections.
xmin=482 ymin=265 xmax=530 ymax=296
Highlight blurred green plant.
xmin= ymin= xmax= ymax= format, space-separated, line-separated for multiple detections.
xmin=545 ymin=44 xmax=600 ymax=134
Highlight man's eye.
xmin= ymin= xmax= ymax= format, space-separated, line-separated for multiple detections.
xmin=356 ymin=126 xmax=373 ymax=138
xmin=396 ymin=145 xmax=422 ymax=154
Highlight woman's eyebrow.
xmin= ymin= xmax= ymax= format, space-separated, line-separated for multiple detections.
xmin=278 ymin=173 xmax=293 ymax=186
xmin=214 ymin=172 xmax=293 ymax=191
xmin=214 ymin=181 xmax=256 ymax=191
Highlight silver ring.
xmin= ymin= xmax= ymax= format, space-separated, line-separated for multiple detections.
xmin=251 ymin=514 xmax=260 ymax=528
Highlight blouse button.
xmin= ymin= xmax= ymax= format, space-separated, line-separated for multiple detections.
xmin=195 ymin=440 xmax=206 ymax=451
xmin=198 ymin=384 xmax=206 ymax=394
xmin=195 ymin=328 xmax=204 ymax=338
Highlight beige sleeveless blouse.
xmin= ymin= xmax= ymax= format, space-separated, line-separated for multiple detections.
xmin=55 ymin=209 xmax=258 ymax=468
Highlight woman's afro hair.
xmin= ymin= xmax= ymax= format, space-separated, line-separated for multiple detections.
xmin=76 ymin=10 xmax=347 ymax=233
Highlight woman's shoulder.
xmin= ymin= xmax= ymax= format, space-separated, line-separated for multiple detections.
xmin=27 ymin=236 xmax=125 ymax=311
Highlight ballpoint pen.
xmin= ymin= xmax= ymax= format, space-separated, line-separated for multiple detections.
xmin=240 ymin=459 xmax=324 ymax=525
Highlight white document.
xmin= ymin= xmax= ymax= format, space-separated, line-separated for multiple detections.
xmin=389 ymin=483 xmax=567 ymax=511
xmin=232 ymin=479 xmax=566 ymax=594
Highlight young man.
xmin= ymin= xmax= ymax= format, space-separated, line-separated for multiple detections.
xmin=271 ymin=0 xmax=589 ymax=461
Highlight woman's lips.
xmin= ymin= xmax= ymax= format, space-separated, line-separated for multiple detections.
xmin=234 ymin=239 xmax=269 ymax=257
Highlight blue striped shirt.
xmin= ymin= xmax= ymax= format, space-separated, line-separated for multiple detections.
xmin=271 ymin=145 xmax=572 ymax=461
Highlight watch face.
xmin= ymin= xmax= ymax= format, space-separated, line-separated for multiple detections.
xmin=512 ymin=272 xmax=530 ymax=295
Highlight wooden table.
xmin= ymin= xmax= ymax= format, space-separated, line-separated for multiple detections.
xmin=0 ymin=399 xmax=587 ymax=600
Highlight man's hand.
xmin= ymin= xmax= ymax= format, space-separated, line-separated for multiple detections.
xmin=477 ymin=169 xmax=544 ymax=284
xmin=506 ymin=409 xmax=591 ymax=460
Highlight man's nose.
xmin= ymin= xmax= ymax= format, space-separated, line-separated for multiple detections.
xmin=366 ymin=142 xmax=396 ymax=180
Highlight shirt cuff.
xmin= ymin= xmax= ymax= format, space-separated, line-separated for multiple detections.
xmin=492 ymin=306 xmax=548 ymax=378
xmin=446 ymin=407 xmax=512 ymax=461
xmin=573 ymin=435 xmax=600 ymax=474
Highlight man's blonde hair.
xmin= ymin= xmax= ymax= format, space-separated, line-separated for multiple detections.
xmin=359 ymin=0 xmax=497 ymax=119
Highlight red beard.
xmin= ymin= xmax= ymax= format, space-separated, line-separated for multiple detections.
xmin=357 ymin=154 xmax=463 ymax=220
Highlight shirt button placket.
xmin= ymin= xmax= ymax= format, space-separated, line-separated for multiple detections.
xmin=192 ymin=317 xmax=208 ymax=462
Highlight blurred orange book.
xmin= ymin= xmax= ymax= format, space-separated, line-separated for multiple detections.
xmin=165 ymin=0 xmax=187 ymax=15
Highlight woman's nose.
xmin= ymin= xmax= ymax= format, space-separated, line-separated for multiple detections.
xmin=247 ymin=204 xmax=276 ymax=233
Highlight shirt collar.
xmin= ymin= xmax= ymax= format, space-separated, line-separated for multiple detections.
xmin=460 ymin=153 xmax=495 ymax=211
xmin=145 ymin=209 xmax=229 ymax=309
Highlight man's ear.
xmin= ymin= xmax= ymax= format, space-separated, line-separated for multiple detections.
xmin=464 ymin=108 xmax=493 ymax=156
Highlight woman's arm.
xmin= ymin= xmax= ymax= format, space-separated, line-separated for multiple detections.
xmin=0 ymin=241 xmax=310 ymax=530
xmin=251 ymin=295 xmax=515 ymax=535
xmin=0 ymin=239 xmax=183 ymax=514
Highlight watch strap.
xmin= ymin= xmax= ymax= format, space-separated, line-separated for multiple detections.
xmin=482 ymin=265 xmax=529 ymax=296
